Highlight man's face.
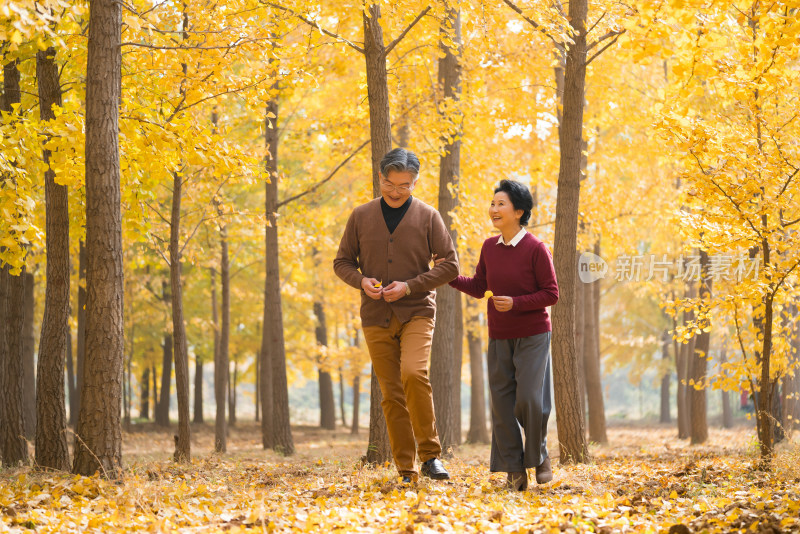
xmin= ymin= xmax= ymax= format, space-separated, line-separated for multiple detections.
xmin=380 ymin=170 xmax=416 ymax=208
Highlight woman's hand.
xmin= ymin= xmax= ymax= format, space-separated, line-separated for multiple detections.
xmin=431 ymin=253 xmax=446 ymax=267
xmin=491 ymin=295 xmax=513 ymax=312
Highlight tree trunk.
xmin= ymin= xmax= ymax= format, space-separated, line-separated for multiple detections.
xmin=465 ymin=305 xmax=489 ymax=444
xmin=314 ymin=301 xmax=335 ymax=430
xmin=261 ymin=95 xmax=293 ymax=454
xmin=35 ymin=46 xmax=71 ymax=469
xmin=156 ymin=332 xmax=172 ymax=426
xmin=75 ymin=240 xmax=86 ymax=428
xmin=217 ymin=225 xmax=231 ymax=449
xmin=229 ymin=360 xmax=237 ymax=426
xmin=720 ymin=340 xmax=733 ymax=429
xmin=193 ymin=356 xmax=203 ymax=423
xmin=575 ymin=256 xmax=586 ymax=415
xmin=549 ymin=0 xmax=589 ymax=465
xmin=66 ymin=330 xmax=77 ymax=425
xmin=677 ymin=282 xmax=696 ymax=439
xmin=351 ymin=374 xmax=360 ymax=435
xmin=339 ymin=367 xmax=347 ymax=428
xmin=72 ymin=0 xmax=124 ymax=477
xmin=430 ymin=2 xmax=464 ymax=454
xmin=584 ymin=276 xmax=607 ymax=443
xmin=255 ymin=345 xmax=260 ymax=423
xmin=23 ymin=271 xmax=36 ymax=440
xmin=690 ymin=251 xmax=711 ymax=445
xmin=140 ymin=368 xmax=150 ymax=419
xmin=660 ymin=329 xmax=671 ymax=424
xmin=361 ymin=3 xmax=395 ymax=464
xmin=211 ymin=267 xmax=224 ymax=449
xmin=1 ymin=58 xmax=28 ymax=467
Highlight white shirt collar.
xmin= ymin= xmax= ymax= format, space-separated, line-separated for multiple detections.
xmin=497 ymin=227 xmax=527 ymax=247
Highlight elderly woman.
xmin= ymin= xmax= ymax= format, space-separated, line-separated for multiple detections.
xmin=449 ymin=179 xmax=559 ymax=491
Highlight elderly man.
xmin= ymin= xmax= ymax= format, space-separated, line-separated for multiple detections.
xmin=333 ymin=148 xmax=458 ymax=483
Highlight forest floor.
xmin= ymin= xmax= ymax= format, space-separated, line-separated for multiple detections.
xmin=1 ymin=421 xmax=799 ymax=533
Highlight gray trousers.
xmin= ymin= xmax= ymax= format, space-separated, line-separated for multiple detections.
xmin=488 ymin=332 xmax=552 ymax=472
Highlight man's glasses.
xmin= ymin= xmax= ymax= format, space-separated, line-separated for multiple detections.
xmin=380 ymin=181 xmax=415 ymax=193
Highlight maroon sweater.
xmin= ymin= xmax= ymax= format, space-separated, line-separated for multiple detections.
xmin=450 ymin=232 xmax=559 ymax=339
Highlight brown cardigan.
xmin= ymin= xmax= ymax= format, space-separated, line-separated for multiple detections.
xmin=333 ymin=197 xmax=459 ymax=327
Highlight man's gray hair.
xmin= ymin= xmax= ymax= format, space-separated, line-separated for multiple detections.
xmin=380 ymin=148 xmax=420 ymax=178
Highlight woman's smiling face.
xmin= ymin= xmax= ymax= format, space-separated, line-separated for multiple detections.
xmin=489 ymin=191 xmax=523 ymax=231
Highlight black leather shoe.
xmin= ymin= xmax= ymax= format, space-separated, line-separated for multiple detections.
xmin=420 ymin=458 xmax=450 ymax=480
xmin=401 ymin=475 xmax=413 ymax=484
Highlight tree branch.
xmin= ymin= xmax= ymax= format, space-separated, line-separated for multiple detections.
xmin=501 ymin=0 xmax=560 ymax=47
xmin=585 ymin=31 xmax=624 ymax=66
xmin=384 ymin=6 xmax=432 ymax=57
xmin=263 ymin=2 xmax=365 ymax=55
xmin=277 ymin=138 xmax=371 ymax=208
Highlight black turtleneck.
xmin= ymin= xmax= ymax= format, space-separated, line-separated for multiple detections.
xmin=380 ymin=197 xmax=412 ymax=234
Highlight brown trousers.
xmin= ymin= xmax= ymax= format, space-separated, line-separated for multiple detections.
xmin=363 ymin=314 xmax=441 ymax=476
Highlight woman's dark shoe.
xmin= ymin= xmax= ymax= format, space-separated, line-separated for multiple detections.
xmin=506 ymin=471 xmax=528 ymax=491
xmin=535 ymin=457 xmax=553 ymax=484
xmin=420 ymin=458 xmax=450 ymax=480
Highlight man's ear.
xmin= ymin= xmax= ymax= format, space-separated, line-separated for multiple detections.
xmin=378 ymin=172 xmax=384 ymax=181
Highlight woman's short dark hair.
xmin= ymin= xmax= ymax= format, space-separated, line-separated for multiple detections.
xmin=494 ymin=179 xmax=534 ymax=226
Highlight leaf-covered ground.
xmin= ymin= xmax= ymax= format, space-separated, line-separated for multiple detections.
xmin=2 ymin=423 xmax=798 ymax=533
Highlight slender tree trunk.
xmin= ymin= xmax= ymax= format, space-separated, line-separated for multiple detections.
xmin=75 ymin=240 xmax=86 ymax=428
xmin=351 ymin=374 xmax=361 ymax=435
xmin=216 ymin=235 xmax=230 ymax=451
xmin=23 ymin=272 xmax=36 ymax=440
xmin=255 ymin=339 xmax=260 ymax=423
xmin=152 ymin=364 xmax=158 ymax=416
xmin=720 ymin=340 xmax=733 ymax=429
xmin=584 ymin=276 xmax=607 ymax=443
xmin=575 ymin=259 xmax=586 ymax=413
xmin=156 ymin=331 xmax=172 ymax=426
xmin=193 ymin=356 xmax=203 ymax=423
xmin=362 ymin=3 xmax=394 ymax=464
xmin=660 ymin=330 xmax=672 ymax=424
xmin=66 ymin=330 xmax=76 ymax=425
xmin=1 ymin=58 xmax=29 ymax=467
xmin=549 ymin=0 xmax=589 ymax=465
xmin=677 ymin=281 xmax=696 ymax=439
xmin=140 ymin=368 xmax=150 ymax=419
xmin=430 ymin=2 xmax=464 ymax=454
xmin=229 ymin=361 xmax=237 ymax=426
xmin=339 ymin=367 xmax=347 ymax=429
xmin=314 ymin=301 xmax=336 ymax=430
xmin=261 ymin=92 xmax=293 ymax=453
xmin=690 ymin=251 xmax=711 ymax=445
xmin=34 ymin=52 xmax=72 ymax=465
xmin=465 ymin=306 xmax=489 ymax=444
xmin=72 ymin=0 xmax=124 ymax=477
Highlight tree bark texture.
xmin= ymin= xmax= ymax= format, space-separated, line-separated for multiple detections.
xmin=66 ymin=330 xmax=77 ymax=425
xmin=193 ymin=356 xmax=203 ymax=423
xmin=23 ymin=272 xmax=36 ymax=440
xmin=677 ymin=281 xmax=696 ymax=439
xmin=465 ymin=307 xmax=489 ymax=444
xmin=720 ymin=340 xmax=733 ymax=429
xmin=215 ymin=235 xmax=230 ymax=451
xmin=169 ymin=170 xmax=191 ymax=462
xmin=35 ymin=46 xmax=70 ymax=470
xmin=314 ymin=301 xmax=336 ymax=430
xmin=75 ymin=240 xmax=86 ymax=428
xmin=660 ymin=329 xmax=672 ymax=424
xmin=351 ymin=374 xmax=360 ymax=435
xmin=575 ymin=258 xmax=586 ymax=414
xmin=72 ymin=0 xmax=124 ymax=477
xmin=549 ymin=0 xmax=589 ymax=464
xmin=156 ymin=330 xmax=172 ymax=426
xmin=1 ymin=59 xmax=29 ymax=467
xmin=690 ymin=252 xmax=712 ymax=444
xmin=262 ymin=96 xmax=294 ymax=455
xmin=430 ymin=2 xmax=464 ymax=454
xmin=140 ymin=368 xmax=150 ymax=419
xmin=229 ymin=361 xmax=237 ymax=426
xmin=339 ymin=368 xmax=347 ymax=428
xmin=583 ymin=277 xmax=607 ymax=444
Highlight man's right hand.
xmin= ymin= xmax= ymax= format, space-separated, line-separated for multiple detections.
xmin=361 ymin=277 xmax=384 ymax=300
